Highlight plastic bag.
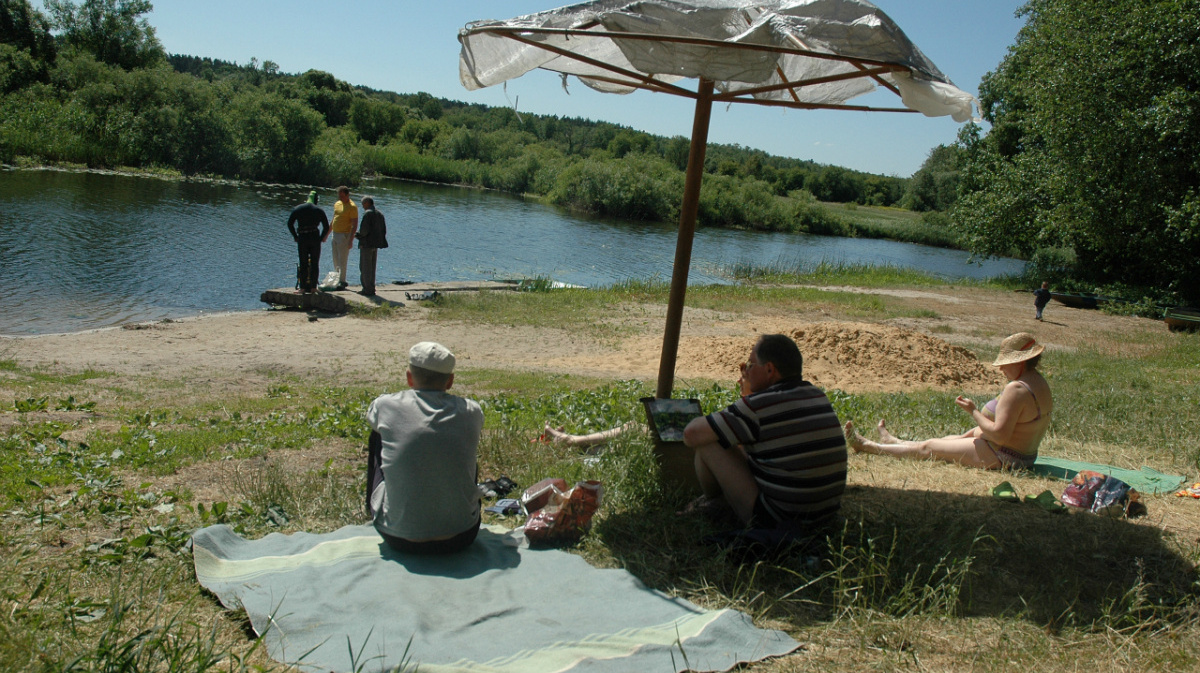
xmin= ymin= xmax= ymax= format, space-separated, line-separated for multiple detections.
xmin=520 ymin=477 xmax=568 ymax=513
xmin=1092 ymin=476 xmax=1136 ymax=517
xmin=1060 ymin=470 xmax=1106 ymax=508
xmin=522 ymin=480 xmax=603 ymax=548
xmin=1060 ymin=469 xmax=1139 ymax=517
xmin=318 ymin=271 xmax=341 ymax=290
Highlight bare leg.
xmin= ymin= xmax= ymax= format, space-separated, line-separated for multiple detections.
xmin=543 ymin=421 xmax=637 ymax=449
xmin=543 ymin=424 xmax=575 ymax=445
xmin=691 ymin=442 xmax=758 ymax=525
xmin=845 ymin=421 xmax=1000 ymax=469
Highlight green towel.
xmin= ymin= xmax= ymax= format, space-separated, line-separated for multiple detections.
xmin=1031 ymin=456 xmax=1186 ymax=494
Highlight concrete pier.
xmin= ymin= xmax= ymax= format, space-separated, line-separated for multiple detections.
xmin=260 ymin=280 xmax=524 ymax=313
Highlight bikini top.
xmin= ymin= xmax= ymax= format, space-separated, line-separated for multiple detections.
xmin=981 ymin=380 xmax=1045 ymax=422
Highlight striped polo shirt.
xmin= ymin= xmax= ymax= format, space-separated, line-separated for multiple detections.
xmin=705 ymin=378 xmax=847 ymax=526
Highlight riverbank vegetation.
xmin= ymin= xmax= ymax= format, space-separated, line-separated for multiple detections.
xmin=2 ymin=277 xmax=1198 ymax=671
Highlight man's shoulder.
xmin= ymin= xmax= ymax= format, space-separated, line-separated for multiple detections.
xmin=371 ymin=390 xmax=413 ymax=406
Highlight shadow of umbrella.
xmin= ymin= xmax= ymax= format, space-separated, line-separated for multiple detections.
xmin=459 ymin=0 xmax=978 ymax=398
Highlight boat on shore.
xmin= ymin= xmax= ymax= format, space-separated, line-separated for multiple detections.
xmin=1164 ymin=308 xmax=1200 ymax=332
xmin=1049 ymin=291 xmax=1105 ymax=309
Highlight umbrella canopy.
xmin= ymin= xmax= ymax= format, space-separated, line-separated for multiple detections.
xmin=459 ymin=0 xmax=977 ymax=397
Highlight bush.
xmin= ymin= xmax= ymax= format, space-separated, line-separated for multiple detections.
xmin=310 ymin=126 xmax=365 ymax=185
xmin=547 ymin=153 xmax=682 ymax=221
xmin=1026 ymin=247 xmax=1076 ymax=285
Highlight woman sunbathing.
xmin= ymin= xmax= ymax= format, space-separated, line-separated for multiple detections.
xmin=844 ymin=332 xmax=1052 ymax=469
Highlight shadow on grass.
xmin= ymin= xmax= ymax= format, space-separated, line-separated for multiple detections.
xmin=596 ymin=484 xmax=1198 ymax=630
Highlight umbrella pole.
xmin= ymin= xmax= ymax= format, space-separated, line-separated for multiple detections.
xmin=656 ymin=79 xmax=714 ymax=399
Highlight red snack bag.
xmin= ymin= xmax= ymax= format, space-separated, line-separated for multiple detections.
xmin=520 ymin=477 xmax=569 ymax=513
xmin=524 ymin=480 xmax=603 ymax=547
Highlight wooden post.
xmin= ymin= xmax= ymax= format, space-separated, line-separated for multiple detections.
xmin=656 ymin=79 xmax=714 ymax=400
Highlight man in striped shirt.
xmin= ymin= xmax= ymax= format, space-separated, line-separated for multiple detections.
xmin=683 ymin=334 xmax=847 ymax=529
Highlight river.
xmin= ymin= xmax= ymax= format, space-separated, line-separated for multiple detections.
xmin=0 ymin=168 xmax=1023 ymax=336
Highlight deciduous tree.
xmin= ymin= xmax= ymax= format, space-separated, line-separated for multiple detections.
xmin=45 ymin=0 xmax=164 ymax=70
xmin=955 ymin=0 xmax=1200 ymax=301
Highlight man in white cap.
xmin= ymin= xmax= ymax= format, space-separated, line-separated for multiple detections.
xmin=366 ymin=342 xmax=484 ymax=554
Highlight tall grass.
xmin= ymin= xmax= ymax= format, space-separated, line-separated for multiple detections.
xmin=721 ymin=258 xmax=972 ymax=287
xmin=827 ymin=202 xmax=962 ymax=248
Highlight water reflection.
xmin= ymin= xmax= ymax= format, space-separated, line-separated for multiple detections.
xmin=0 ymin=169 xmax=1023 ymax=335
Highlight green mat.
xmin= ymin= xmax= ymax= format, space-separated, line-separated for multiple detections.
xmin=1031 ymin=456 xmax=1187 ymax=494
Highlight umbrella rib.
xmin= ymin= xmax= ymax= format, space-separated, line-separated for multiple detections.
xmin=465 ymin=25 xmax=920 ymax=73
xmin=780 ymin=31 xmax=903 ymax=96
xmin=573 ymin=73 xmax=700 ymax=97
xmin=544 ymin=71 xmax=919 ymax=113
xmin=735 ymin=9 xmax=801 ymax=104
xmin=500 ymin=31 xmax=698 ymax=98
xmin=714 ymin=65 xmax=905 ymax=101
xmin=742 ymin=98 xmax=918 ymax=113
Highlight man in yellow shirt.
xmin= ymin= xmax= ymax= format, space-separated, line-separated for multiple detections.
xmin=323 ymin=185 xmax=358 ymax=290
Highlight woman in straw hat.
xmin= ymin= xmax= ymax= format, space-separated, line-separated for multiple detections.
xmin=844 ymin=333 xmax=1052 ymax=469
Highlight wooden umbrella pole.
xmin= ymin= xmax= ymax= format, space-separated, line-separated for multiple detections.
xmin=656 ymin=78 xmax=714 ymax=400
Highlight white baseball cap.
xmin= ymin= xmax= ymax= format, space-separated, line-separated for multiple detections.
xmin=409 ymin=341 xmax=455 ymax=373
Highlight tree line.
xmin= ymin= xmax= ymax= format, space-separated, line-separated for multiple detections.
xmin=1 ymin=0 xmax=940 ymax=240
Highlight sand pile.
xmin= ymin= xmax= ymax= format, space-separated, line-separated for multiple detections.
xmin=681 ymin=322 xmax=1004 ymax=393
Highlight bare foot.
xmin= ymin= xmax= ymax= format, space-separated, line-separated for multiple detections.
xmin=877 ymin=419 xmax=900 ymax=444
xmin=542 ymin=423 xmax=574 ymax=445
xmin=844 ymin=421 xmax=867 ymax=453
xmin=676 ymin=494 xmax=735 ymax=523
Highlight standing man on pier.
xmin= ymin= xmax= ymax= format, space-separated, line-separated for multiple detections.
xmin=355 ymin=196 xmax=388 ymax=297
xmin=324 ymin=186 xmax=358 ymax=291
xmin=287 ymin=190 xmax=329 ymax=294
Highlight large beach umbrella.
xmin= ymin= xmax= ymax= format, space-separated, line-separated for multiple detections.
xmin=459 ymin=0 xmax=977 ymax=398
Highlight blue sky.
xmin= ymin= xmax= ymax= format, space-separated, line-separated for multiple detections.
xmin=122 ymin=1 xmax=1024 ymax=177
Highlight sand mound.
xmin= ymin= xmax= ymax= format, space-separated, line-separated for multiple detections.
xmin=681 ymin=322 xmax=1004 ymax=393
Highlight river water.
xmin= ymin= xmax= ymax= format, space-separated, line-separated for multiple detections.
xmin=0 ymin=168 xmax=1023 ymax=336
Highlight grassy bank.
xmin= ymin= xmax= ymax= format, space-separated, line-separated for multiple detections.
xmin=2 ymin=279 xmax=1198 ymax=671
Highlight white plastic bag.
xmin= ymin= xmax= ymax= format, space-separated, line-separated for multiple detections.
xmin=317 ymin=271 xmax=341 ymax=290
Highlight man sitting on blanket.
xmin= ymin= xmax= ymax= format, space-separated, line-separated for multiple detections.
xmin=683 ymin=334 xmax=847 ymax=531
xmin=367 ymin=342 xmax=484 ymax=554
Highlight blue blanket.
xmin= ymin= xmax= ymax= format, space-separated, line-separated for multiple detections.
xmin=192 ymin=524 xmax=800 ymax=673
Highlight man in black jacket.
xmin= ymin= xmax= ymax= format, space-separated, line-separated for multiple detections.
xmin=286 ymin=191 xmax=330 ymax=293
xmin=355 ymin=196 xmax=389 ymax=296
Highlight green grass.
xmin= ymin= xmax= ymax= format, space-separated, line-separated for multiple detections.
xmin=821 ymin=201 xmax=962 ymax=248
xmin=2 ymin=287 xmax=1200 ymax=671
xmin=422 ymin=272 xmax=959 ymax=334
xmin=425 ymin=287 xmax=628 ymax=336
xmin=721 ymin=259 xmax=986 ymax=287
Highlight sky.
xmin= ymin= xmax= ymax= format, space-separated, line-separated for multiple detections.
xmin=67 ymin=1 xmax=1027 ymax=177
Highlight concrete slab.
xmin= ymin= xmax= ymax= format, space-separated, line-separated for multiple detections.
xmin=260 ymin=280 xmax=523 ymax=312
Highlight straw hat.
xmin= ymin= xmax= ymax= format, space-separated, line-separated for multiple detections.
xmin=992 ymin=332 xmax=1045 ymax=366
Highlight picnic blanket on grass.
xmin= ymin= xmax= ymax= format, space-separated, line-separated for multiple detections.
xmin=192 ymin=524 xmax=800 ymax=673
xmin=1032 ymin=456 xmax=1186 ymax=494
